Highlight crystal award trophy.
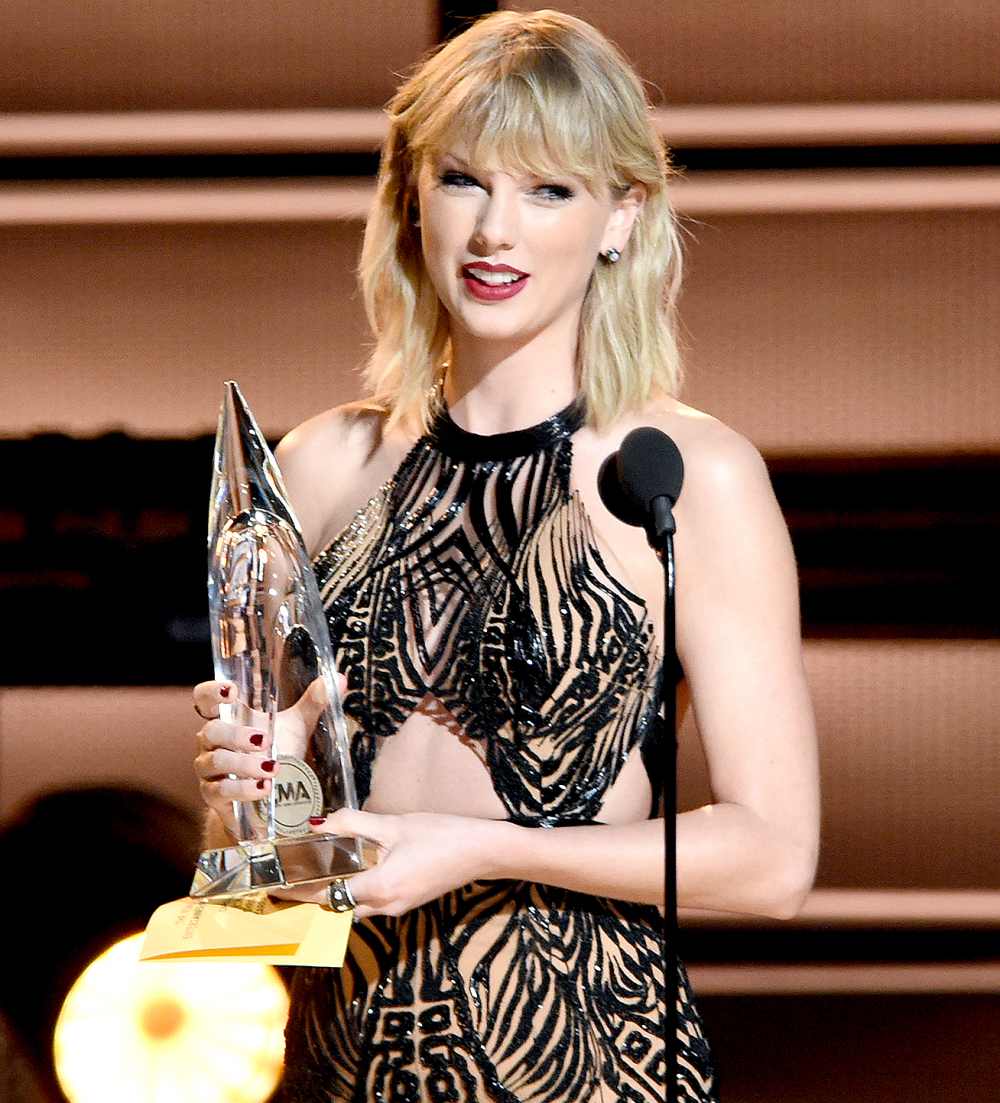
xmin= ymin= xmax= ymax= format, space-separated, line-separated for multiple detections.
xmin=190 ymin=381 xmax=375 ymax=898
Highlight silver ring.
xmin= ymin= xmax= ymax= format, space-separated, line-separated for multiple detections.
xmin=326 ymin=878 xmax=357 ymax=912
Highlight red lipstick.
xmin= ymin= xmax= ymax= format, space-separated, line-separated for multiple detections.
xmin=461 ymin=262 xmax=530 ymax=302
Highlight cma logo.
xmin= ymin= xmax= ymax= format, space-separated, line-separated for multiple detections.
xmin=267 ymin=756 xmax=323 ymax=834
xmin=276 ymin=780 xmax=313 ymax=804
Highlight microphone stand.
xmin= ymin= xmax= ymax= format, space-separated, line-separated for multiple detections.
xmin=650 ymin=496 xmax=678 ymax=1103
xmin=598 ymin=429 xmax=684 ymax=1103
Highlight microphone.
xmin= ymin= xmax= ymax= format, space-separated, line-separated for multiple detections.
xmin=598 ymin=426 xmax=684 ymax=549
xmin=598 ymin=424 xmax=684 ymax=1103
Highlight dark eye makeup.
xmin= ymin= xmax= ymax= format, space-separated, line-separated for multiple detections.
xmin=438 ymin=170 xmax=574 ymax=201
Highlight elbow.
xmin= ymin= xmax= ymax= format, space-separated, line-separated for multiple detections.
xmin=767 ymin=885 xmax=811 ymax=921
xmin=765 ymin=844 xmax=818 ymax=920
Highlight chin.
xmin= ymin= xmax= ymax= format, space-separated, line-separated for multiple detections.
xmin=452 ymin=309 xmax=533 ymax=340
xmin=464 ymin=324 xmax=540 ymax=348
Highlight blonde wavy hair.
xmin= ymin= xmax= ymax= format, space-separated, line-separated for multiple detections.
xmin=358 ymin=9 xmax=686 ymax=433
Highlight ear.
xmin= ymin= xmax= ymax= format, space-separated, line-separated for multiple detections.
xmin=601 ymin=182 xmax=646 ymax=254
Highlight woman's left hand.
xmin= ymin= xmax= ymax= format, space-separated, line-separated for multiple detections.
xmin=270 ymin=807 xmax=508 ymax=919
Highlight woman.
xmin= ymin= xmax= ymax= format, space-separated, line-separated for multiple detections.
xmin=193 ymin=10 xmax=819 ymax=1102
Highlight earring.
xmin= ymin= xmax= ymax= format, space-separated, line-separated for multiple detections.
xmin=601 ymin=247 xmax=621 ymax=264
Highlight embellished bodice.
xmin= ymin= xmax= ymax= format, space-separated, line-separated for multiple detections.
xmin=311 ymin=399 xmax=665 ymax=825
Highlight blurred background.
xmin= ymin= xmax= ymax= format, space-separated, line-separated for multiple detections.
xmin=1 ymin=2 xmax=998 ymax=1101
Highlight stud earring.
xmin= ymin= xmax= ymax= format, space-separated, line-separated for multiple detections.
xmin=601 ymin=247 xmax=621 ymax=264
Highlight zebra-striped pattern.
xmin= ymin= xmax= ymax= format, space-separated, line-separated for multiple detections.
xmin=283 ymin=405 xmax=717 ymax=1101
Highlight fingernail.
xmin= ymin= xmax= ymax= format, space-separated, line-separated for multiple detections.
xmin=220 ymin=686 xmax=230 ymax=699
xmin=261 ymin=759 xmax=276 ymax=772
xmin=249 ymin=733 xmax=264 ymax=747
xmin=308 ymin=816 xmax=326 ymax=825
xmin=256 ymin=779 xmax=266 ymax=790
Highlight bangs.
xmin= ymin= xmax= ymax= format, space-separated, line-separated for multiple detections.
xmin=408 ymin=51 xmax=620 ymax=192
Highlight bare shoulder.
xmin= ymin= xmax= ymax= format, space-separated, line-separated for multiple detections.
xmin=276 ymin=400 xmax=385 ymax=478
xmin=626 ymin=396 xmax=774 ymax=510
xmin=637 ymin=397 xmax=798 ymax=598
xmin=274 ymin=400 xmax=390 ymax=554
xmin=576 ymin=392 xmax=786 ymax=577
xmin=632 ymin=396 xmax=793 ymax=568
xmin=576 ymin=394 xmax=779 ymax=548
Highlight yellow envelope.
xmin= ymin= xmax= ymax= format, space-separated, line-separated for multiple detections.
xmin=140 ymin=893 xmax=352 ymax=967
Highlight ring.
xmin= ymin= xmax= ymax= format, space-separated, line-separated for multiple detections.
xmin=193 ymin=703 xmax=213 ymax=721
xmin=326 ymin=878 xmax=357 ymax=912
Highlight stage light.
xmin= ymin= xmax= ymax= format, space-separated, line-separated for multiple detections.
xmin=0 ymin=787 xmax=204 ymax=1097
xmin=53 ymin=932 xmax=288 ymax=1103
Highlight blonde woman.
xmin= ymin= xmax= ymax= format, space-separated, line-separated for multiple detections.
xmin=193 ymin=10 xmax=819 ymax=1101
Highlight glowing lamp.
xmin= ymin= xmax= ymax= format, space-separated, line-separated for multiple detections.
xmin=53 ymin=933 xmax=288 ymax=1103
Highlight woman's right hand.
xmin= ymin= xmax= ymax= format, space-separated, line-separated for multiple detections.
xmin=192 ymin=675 xmax=337 ymax=837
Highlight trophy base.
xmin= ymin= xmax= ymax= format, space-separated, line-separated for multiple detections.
xmin=190 ymin=833 xmax=377 ymax=899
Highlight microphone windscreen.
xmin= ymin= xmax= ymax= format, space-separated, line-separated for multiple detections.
xmin=598 ymin=453 xmax=644 ymax=527
xmin=617 ymin=427 xmax=684 ymax=511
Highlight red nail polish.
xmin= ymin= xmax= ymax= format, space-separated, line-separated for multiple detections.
xmin=220 ymin=686 xmax=230 ymax=699
xmin=256 ymin=779 xmax=266 ymax=790
xmin=249 ymin=733 xmax=264 ymax=747
xmin=261 ymin=759 xmax=276 ymax=772
xmin=308 ymin=816 xmax=326 ymax=825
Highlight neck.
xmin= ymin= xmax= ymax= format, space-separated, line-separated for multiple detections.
xmin=444 ymin=318 xmax=579 ymax=434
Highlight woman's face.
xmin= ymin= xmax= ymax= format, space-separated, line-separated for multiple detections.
xmin=414 ymin=143 xmax=639 ymax=353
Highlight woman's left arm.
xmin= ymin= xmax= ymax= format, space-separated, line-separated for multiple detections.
xmin=664 ymin=424 xmax=820 ymax=918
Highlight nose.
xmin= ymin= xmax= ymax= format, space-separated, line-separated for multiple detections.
xmin=470 ymin=183 xmax=518 ymax=256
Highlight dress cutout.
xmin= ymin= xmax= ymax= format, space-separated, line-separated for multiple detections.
xmin=280 ymin=399 xmax=717 ymax=1102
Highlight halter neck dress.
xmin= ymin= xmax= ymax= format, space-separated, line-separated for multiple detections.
xmin=279 ymin=398 xmax=717 ymax=1103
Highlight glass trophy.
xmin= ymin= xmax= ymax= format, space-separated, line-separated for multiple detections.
xmin=190 ymin=381 xmax=376 ymax=898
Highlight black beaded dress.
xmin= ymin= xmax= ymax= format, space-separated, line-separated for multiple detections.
xmin=280 ymin=399 xmax=717 ymax=1102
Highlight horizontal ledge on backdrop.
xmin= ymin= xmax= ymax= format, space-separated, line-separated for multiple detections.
xmin=0 ymin=109 xmax=390 ymax=156
xmin=3 ymin=168 xmax=1000 ymax=225
xmin=2 ymin=102 xmax=1000 ymax=156
xmin=686 ymin=960 xmax=1000 ymax=996
xmin=673 ymin=166 xmax=1000 ymax=214
xmin=653 ymin=100 xmax=1000 ymax=148
xmin=0 ymin=177 xmax=375 ymax=224
xmin=681 ymin=888 xmax=1000 ymax=927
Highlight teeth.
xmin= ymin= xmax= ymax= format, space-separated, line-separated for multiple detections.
xmin=467 ymin=269 xmax=524 ymax=285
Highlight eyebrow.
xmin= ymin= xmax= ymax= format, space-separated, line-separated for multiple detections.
xmin=439 ymin=152 xmax=576 ymax=183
